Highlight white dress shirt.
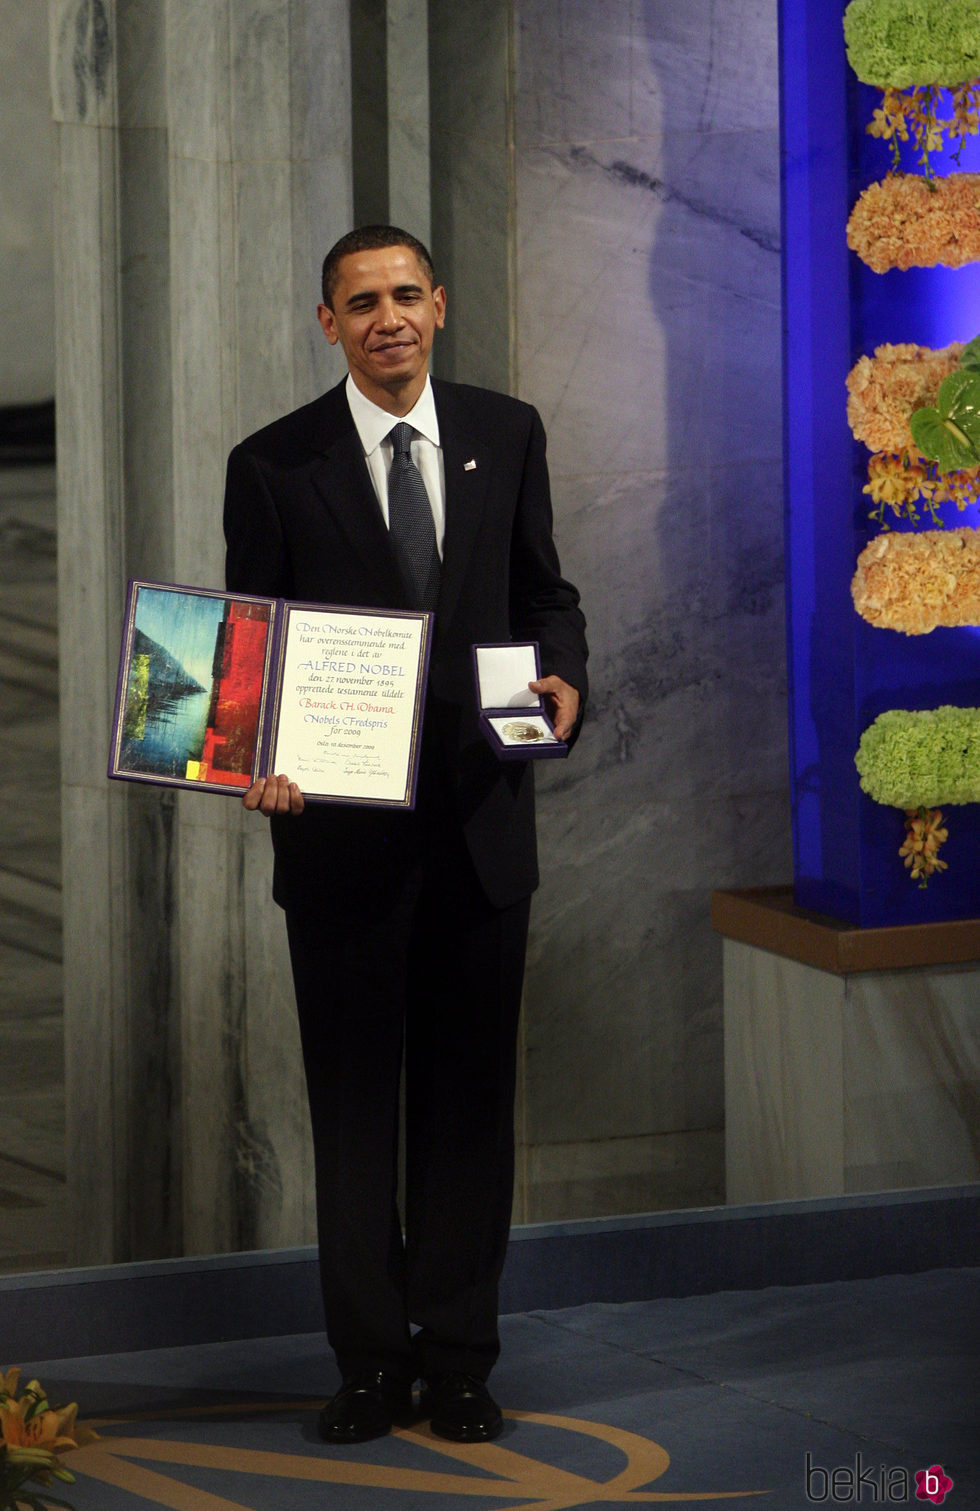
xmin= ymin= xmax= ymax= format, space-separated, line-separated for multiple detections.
xmin=345 ymin=373 xmax=446 ymax=559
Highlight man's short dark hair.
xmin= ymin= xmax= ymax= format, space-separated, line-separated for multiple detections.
xmin=321 ymin=226 xmax=437 ymax=308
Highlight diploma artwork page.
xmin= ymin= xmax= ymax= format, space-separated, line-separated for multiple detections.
xmin=109 ymin=582 xmax=432 ymax=809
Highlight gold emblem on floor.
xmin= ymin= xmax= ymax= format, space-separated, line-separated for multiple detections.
xmin=70 ymin=1403 xmax=767 ymax=1507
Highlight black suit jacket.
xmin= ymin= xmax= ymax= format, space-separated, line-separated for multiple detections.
xmin=224 ymin=377 xmax=588 ymax=912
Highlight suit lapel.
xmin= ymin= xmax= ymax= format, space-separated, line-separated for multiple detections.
xmin=305 ymin=385 xmax=405 ymax=602
xmin=434 ymin=382 xmax=491 ymax=634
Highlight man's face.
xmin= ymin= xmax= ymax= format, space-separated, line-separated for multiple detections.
xmin=317 ymin=245 xmax=446 ymax=411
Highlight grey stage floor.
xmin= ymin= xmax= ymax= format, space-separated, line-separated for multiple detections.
xmin=20 ymin=1266 xmax=979 ymax=1510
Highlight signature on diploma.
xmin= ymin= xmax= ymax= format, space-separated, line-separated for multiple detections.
xmin=343 ymin=757 xmax=386 ymax=778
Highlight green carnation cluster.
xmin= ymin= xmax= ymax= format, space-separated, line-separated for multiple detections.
xmin=856 ymin=705 xmax=980 ymax=806
xmin=844 ymin=0 xmax=980 ymax=87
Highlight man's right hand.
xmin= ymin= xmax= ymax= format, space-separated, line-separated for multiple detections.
xmin=242 ymin=774 xmax=305 ymax=816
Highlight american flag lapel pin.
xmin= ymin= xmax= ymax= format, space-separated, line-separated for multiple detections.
xmin=463 ymin=458 xmax=477 ymax=471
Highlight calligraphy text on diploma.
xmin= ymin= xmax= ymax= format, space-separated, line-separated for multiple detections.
xmin=272 ymin=609 xmax=425 ymax=802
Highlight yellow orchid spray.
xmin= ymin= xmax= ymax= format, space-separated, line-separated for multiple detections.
xmin=900 ymin=808 xmax=950 ymax=887
xmin=0 ymin=1368 xmax=96 ymax=1511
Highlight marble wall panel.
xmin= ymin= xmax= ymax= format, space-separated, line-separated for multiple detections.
xmin=524 ymin=883 xmax=725 ymax=1144
xmin=515 ymin=133 xmax=781 ymax=478
xmin=288 ymin=0 xmax=356 ymax=396
xmin=349 ymin=0 xmax=388 ymax=225
xmin=515 ymin=0 xmax=639 ymax=146
xmin=288 ymin=157 xmax=352 ymax=396
xmin=289 ymin=0 xmax=353 ymax=164
xmin=512 ymin=0 xmax=785 ymax=1216
xmin=165 ymin=1 xmax=231 ymax=162
xmin=178 ymin=807 xmax=249 ymax=1257
xmin=724 ymin=943 xmax=980 ymax=1203
xmin=115 ymin=0 xmax=166 ymax=126
xmin=53 ymin=102 xmax=129 ymax=1265
xmin=54 ymin=15 xmax=190 ymax=1263
xmin=230 ymin=0 xmax=292 ymax=162
xmin=164 ymin=0 xmax=352 ymax=1257
xmin=430 ymin=128 xmax=513 ymax=391
xmin=232 ymin=158 xmax=297 ymax=437
xmin=119 ymin=124 xmax=174 ymax=580
xmin=0 ymin=0 xmax=55 ymax=402
xmin=524 ymin=779 xmax=790 ymax=1156
xmin=724 ymin=941 xmax=845 ymax=1205
xmin=542 ymin=464 xmax=788 ymax=806
xmin=43 ymin=0 xmax=792 ymax=1262
xmin=242 ymin=827 xmax=316 ymax=1249
xmin=168 ymin=149 xmax=239 ymax=583
xmin=60 ymin=784 xmax=129 ymax=1265
xmin=524 ymin=1129 xmax=725 ymax=1224
xmin=49 ymin=0 xmax=117 ymax=126
xmin=119 ymin=786 xmax=182 ymax=1263
xmin=843 ymin=970 xmax=980 ymax=1193
xmin=428 ymin=0 xmax=511 ymax=141
xmin=515 ymin=0 xmax=779 ymax=147
xmin=52 ymin=124 xmax=123 ymax=714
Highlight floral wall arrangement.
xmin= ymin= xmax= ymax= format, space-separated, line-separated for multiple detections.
xmin=848 ymin=338 xmax=980 ymax=525
xmin=780 ymin=0 xmax=980 ymax=925
xmin=857 ymin=705 xmax=980 ymax=805
xmin=843 ymin=0 xmax=980 ymax=90
xmin=843 ymin=0 xmax=980 ymax=894
xmin=852 ymin=526 xmax=980 ymax=632
xmin=845 ymin=1 xmax=980 ymax=271
xmin=848 ymin=174 xmax=980 ymax=273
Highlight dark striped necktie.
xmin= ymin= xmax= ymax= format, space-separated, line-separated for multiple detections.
xmin=386 ymin=422 xmax=440 ymax=610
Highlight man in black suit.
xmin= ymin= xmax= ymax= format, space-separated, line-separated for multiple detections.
xmin=224 ymin=226 xmax=587 ymax=1445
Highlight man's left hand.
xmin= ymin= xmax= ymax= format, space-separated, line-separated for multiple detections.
xmin=528 ymin=676 xmax=580 ymax=741
xmin=242 ymin=773 xmax=305 ymax=816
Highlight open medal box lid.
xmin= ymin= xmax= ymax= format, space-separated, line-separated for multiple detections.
xmin=472 ymin=642 xmax=568 ymax=760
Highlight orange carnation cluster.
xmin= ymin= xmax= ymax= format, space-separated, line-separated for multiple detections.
xmin=846 ymin=340 xmax=964 ymax=452
xmin=846 ymin=172 xmax=980 ymax=272
xmin=851 ymin=526 xmax=980 ymax=633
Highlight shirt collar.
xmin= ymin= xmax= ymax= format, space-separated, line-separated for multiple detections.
xmin=345 ymin=373 xmax=440 ymax=455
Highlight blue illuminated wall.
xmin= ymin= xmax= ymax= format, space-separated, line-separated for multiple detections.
xmin=781 ymin=0 xmax=980 ymax=927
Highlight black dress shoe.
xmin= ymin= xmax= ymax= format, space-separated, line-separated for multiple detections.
xmin=318 ymin=1371 xmax=414 ymax=1443
xmin=421 ymin=1372 xmax=503 ymax=1442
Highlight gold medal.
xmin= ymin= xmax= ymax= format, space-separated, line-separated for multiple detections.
xmin=502 ymin=720 xmax=545 ymax=742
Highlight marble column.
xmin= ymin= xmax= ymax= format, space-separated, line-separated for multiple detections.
xmin=429 ymin=0 xmax=512 ymax=393
xmin=387 ymin=0 xmax=430 ymax=246
xmin=51 ymin=0 xmax=352 ymax=1265
xmin=348 ymin=0 xmax=431 ymax=246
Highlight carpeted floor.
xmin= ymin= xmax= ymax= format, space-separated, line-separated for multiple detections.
xmin=20 ymin=1266 xmax=978 ymax=1510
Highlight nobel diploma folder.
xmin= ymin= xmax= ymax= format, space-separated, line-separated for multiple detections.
xmin=109 ymin=580 xmax=432 ymax=807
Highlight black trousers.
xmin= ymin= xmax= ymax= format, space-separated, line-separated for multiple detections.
xmin=285 ymin=815 xmax=530 ymax=1384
